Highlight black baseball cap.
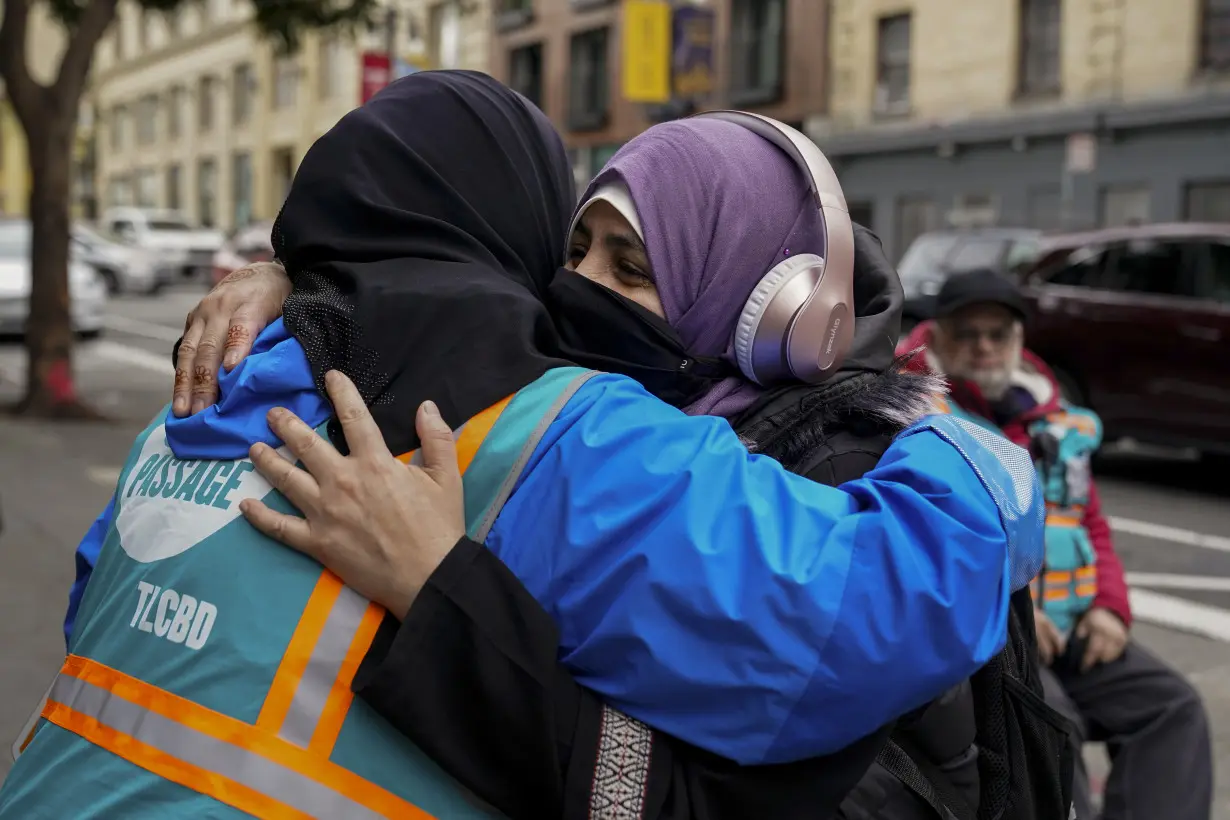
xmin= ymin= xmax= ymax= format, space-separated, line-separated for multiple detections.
xmin=934 ymin=268 xmax=1028 ymax=321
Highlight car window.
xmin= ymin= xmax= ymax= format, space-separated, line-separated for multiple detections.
xmin=1191 ymin=241 xmax=1230 ymax=304
xmin=898 ymin=234 xmax=960 ymax=286
xmin=1043 ymin=244 xmax=1109 ymax=288
xmin=147 ymin=218 xmax=193 ymax=231
xmin=947 ymin=238 xmax=1007 ymax=272
xmin=1004 ymin=239 xmax=1041 ymax=277
xmin=1102 ymin=239 xmax=1191 ymax=298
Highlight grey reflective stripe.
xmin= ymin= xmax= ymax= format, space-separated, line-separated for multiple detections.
xmin=474 ymin=371 xmax=598 ymax=542
xmin=48 ymin=674 xmax=388 ymax=820
xmin=277 ymin=584 xmax=369 ymax=748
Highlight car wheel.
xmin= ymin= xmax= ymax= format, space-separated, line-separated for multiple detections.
xmin=1051 ymin=366 xmax=1085 ymax=406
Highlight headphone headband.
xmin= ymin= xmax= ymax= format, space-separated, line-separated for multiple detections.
xmin=684 ymin=109 xmax=856 ymax=386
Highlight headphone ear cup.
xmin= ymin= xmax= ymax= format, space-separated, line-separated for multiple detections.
xmin=733 ymin=253 xmax=825 ymax=384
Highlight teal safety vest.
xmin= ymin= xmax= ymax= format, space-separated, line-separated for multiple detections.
xmin=2 ymin=367 xmax=596 ymax=819
xmin=930 ymin=395 xmax=1102 ymax=633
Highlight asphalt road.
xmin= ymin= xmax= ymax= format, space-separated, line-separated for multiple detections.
xmin=1 ymin=287 xmax=1228 ymax=813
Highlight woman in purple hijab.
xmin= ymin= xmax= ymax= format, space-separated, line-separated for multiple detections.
xmin=561 ymin=116 xmax=989 ymax=819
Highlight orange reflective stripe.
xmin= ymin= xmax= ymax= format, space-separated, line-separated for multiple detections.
xmin=1044 ymin=570 xmax=1072 ymax=585
xmin=1044 ymin=588 xmax=1069 ymax=602
xmin=1076 ymin=566 xmax=1097 ymax=579
xmin=1075 ymin=584 xmax=1097 ymax=598
xmin=1047 ymin=514 xmax=1081 ymax=528
xmin=257 ymin=572 xmax=345 ymax=732
xmin=43 ymin=701 xmax=311 ymax=820
xmin=50 ymin=656 xmax=432 ymax=819
xmin=395 ymin=394 xmax=513 ymax=469
xmin=309 ymin=602 xmax=385 ymax=756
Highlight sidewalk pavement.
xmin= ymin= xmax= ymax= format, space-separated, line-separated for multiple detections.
xmin=0 ymin=370 xmax=1228 ymax=816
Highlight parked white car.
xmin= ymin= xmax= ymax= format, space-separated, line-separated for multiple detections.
xmin=100 ymin=208 xmax=224 ymax=285
xmin=72 ymin=223 xmax=178 ymax=296
xmin=0 ymin=219 xmax=107 ymax=336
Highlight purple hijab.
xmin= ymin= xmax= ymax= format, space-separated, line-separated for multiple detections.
xmin=578 ymin=118 xmax=827 ymax=418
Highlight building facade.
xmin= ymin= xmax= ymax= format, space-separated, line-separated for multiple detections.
xmin=89 ymin=0 xmax=491 ymax=232
xmin=487 ymin=0 xmax=830 ymax=191
xmin=814 ymin=0 xmax=1230 ymax=260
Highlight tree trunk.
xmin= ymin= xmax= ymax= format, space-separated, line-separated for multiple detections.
xmin=14 ymin=117 xmax=97 ymax=418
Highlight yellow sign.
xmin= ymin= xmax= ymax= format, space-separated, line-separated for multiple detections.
xmin=621 ymin=0 xmax=671 ymax=104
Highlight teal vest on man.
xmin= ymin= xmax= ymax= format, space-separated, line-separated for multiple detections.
xmin=0 ymin=367 xmax=596 ymax=820
xmin=932 ymin=395 xmax=1102 ymax=634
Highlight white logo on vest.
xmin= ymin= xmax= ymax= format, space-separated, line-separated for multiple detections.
xmin=115 ymin=425 xmax=289 ymax=563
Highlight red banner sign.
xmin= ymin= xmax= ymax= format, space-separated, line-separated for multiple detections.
xmin=360 ymin=51 xmax=392 ymax=104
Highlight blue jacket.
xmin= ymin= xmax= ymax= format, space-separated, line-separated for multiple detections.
xmin=66 ymin=320 xmax=1044 ymax=765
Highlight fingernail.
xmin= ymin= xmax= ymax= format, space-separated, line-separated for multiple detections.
xmin=421 ymin=400 xmax=439 ymax=418
xmin=238 ymin=499 xmax=251 ymax=514
xmin=325 ymin=370 xmax=340 ymax=386
xmin=250 ymin=443 xmax=267 ymax=458
xmin=172 ymin=397 xmax=186 ymax=416
xmin=267 ymin=407 xmax=285 ymax=422
xmin=223 ymin=354 xmax=237 ymax=370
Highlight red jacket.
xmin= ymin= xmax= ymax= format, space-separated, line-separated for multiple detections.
xmin=897 ymin=322 xmax=1132 ymax=626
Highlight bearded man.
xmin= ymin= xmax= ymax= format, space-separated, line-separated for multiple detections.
xmin=898 ymin=268 xmax=1212 ymax=820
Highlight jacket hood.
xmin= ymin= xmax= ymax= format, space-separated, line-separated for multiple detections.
xmin=839 ymin=224 xmax=906 ymax=380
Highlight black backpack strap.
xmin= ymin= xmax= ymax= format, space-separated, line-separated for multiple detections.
xmin=875 ymin=735 xmax=977 ymax=820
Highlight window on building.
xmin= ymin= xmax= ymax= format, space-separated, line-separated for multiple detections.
xmin=198 ymin=76 xmax=216 ymax=131
xmin=165 ymin=10 xmax=183 ymax=38
xmin=1199 ymin=0 xmax=1230 ymax=73
xmin=847 ymin=202 xmax=875 ymax=230
xmin=271 ymin=147 xmax=295 ymax=210
xmin=138 ymin=10 xmax=151 ymax=52
xmin=232 ymin=152 xmax=253 ymax=228
xmin=1017 ymin=0 xmax=1061 ymax=96
xmin=588 ymin=143 xmax=622 ymax=178
xmin=1186 ymin=181 xmax=1230 ymax=222
xmin=429 ymin=1 xmax=462 ymax=70
xmin=1100 ymin=184 xmax=1152 ymax=227
xmin=318 ymin=34 xmax=344 ymax=99
xmin=109 ymin=105 xmax=127 ymax=151
xmin=232 ymin=63 xmax=254 ymax=125
xmin=875 ymin=14 xmax=912 ymax=115
xmin=166 ymin=86 xmax=184 ymax=139
xmin=1026 ymin=184 xmax=1062 ymax=230
xmin=894 ymin=195 xmax=940 ymax=263
xmin=273 ymin=56 xmax=299 ymax=110
xmin=509 ymin=43 xmax=544 ymax=109
xmin=500 ymin=0 xmax=533 ymax=12
xmin=197 ymin=159 xmax=218 ymax=228
xmin=108 ymin=175 xmax=133 ymax=209
xmin=166 ymin=164 xmax=182 ymax=211
xmin=136 ymin=94 xmax=158 ymax=146
xmin=729 ymin=0 xmax=785 ymax=106
xmin=568 ymin=27 xmax=610 ymax=132
xmin=136 ymin=168 xmax=159 ymax=208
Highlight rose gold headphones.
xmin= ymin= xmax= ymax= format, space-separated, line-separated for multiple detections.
xmin=688 ymin=110 xmax=855 ymax=386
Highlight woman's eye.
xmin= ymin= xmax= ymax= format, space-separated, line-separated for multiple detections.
xmin=567 ymin=246 xmax=587 ymax=262
xmin=619 ymin=266 xmax=653 ymax=287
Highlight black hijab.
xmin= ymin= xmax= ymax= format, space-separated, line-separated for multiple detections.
xmin=273 ymin=71 xmax=575 ymax=456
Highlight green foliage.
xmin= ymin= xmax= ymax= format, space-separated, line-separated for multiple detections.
xmin=41 ymin=0 xmax=379 ymax=52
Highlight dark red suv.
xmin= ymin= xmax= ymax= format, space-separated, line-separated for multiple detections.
xmin=1020 ymin=223 xmax=1230 ymax=458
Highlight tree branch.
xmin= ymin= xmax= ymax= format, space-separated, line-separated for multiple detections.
xmin=0 ymin=0 xmax=43 ymax=128
xmin=53 ymin=0 xmax=119 ymax=118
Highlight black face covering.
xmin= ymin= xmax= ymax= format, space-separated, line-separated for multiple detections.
xmin=547 ymin=268 xmax=735 ymax=408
